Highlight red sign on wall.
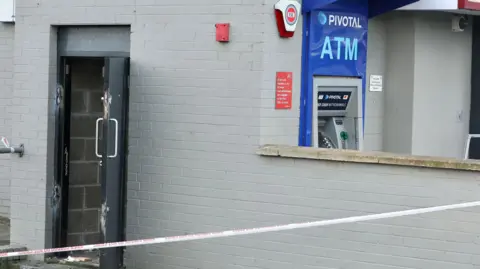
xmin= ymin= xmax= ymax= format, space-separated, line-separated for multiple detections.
xmin=459 ymin=0 xmax=480 ymax=9
xmin=275 ymin=72 xmax=293 ymax=109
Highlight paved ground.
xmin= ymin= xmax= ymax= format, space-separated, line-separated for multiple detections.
xmin=0 ymin=223 xmax=9 ymax=245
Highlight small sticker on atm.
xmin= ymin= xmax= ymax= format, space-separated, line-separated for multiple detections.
xmin=318 ymin=95 xmax=324 ymax=100
xmin=343 ymin=95 xmax=349 ymax=100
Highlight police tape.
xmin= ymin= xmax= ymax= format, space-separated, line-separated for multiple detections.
xmin=2 ymin=200 xmax=480 ymax=258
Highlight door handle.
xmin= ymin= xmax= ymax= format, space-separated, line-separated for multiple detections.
xmin=95 ymin=118 xmax=118 ymax=158
xmin=95 ymin=118 xmax=103 ymax=158
xmin=108 ymin=118 xmax=118 ymax=158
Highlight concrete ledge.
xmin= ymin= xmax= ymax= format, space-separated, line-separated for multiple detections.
xmin=257 ymin=145 xmax=480 ymax=171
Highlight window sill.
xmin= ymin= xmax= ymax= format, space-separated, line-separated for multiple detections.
xmin=256 ymin=145 xmax=480 ymax=172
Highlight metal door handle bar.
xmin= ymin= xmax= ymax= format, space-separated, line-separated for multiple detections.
xmin=95 ymin=118 xmax=119 ymax=158
xmin=109 ymin=118 xmax=118 ymax=158
xmin=95 ymin=118 xmax=103 ymax=158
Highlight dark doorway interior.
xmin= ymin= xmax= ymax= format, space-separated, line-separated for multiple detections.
xmin=470 ymin=18 xmax=480 ymax=159
xmin=67 ymin=58 xmax=104 ymax=246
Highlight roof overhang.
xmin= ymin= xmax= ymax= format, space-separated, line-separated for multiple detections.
xmin=398 ymin=0 xmax=480 ymax=11
xmin=302 ymin=0 xmax=420 ymax=17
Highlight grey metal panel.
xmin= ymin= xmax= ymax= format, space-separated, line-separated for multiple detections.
xmin=100 ymin=57 xmax=130 ymax=269
xmin=61 ymin=51 xmax=130 ymax=57
xmin=58 ymin=27 xmax=130 ymax=56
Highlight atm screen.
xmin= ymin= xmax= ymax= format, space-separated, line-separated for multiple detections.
xmin=317 ymin=91 xmax=352 ymax=111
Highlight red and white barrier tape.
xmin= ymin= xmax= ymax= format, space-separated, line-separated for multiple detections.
xmin=2 ymin=200 xmax=480 ymax=258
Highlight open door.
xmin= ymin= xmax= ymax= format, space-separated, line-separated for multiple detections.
xmin=52 ymin=57 xmax=71 ymax=257
xmin=98 ymin=57 xmax=130 ymax=269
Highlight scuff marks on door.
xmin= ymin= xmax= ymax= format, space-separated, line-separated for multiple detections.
xmin=51 ymin=184 xmax=61 ymax=210
xmin=100 ymin=200 xmax=110 ymax=236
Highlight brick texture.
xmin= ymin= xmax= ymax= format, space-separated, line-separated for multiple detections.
xmin=4 ymin=1 xmax=480 ymax=269
xmin=0 ymin=23 xmax=14 ymax=219
xmin=67 ymin=58 xmax=103 ymax=246
xmin=128 ymin=160 xmax=480 ymax=269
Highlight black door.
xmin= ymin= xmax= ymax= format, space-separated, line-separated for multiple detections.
xmin=97 ymin=57 xmax=130 ymax=269
xmin=52 ymin=57 xmax=72 ymax=257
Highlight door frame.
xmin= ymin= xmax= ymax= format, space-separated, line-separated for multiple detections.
xmin=52 ymin=57 xmax=72 ymax=258
xmin=52 ymin=53 xmax=130 ymax=262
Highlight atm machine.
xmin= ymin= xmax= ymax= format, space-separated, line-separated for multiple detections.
xmin=312 ymin=77 xmax=364 ymax=150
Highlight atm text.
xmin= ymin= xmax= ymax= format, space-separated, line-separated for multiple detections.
xmin=320 ymin=36 xmax=358 ymax=61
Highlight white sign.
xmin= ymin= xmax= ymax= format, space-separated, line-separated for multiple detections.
xmin=0 ymin=0 xmax=14 ymax=22
xmin=369 ymin=75 xmax=383 ymax=92
xmin=274 ymin=0 xmax=301 ymax=32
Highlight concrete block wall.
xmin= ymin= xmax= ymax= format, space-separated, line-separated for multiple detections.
xmin=259 ymin=7 xmax=302 ymax=146
xmin=67 ymin=58 xmax=103 ymax=246
xmin=129 ymin=155 xmax=480 ymax=269
xmin=0 ymin=23 xmax=13 ymax=219
xmin=10 ymin=0 xmax=285 ymax=252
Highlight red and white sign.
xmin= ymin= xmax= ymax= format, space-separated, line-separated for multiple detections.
xmin=399 ymin=0 xmax=480 ymax=11
xmin=459 ymin=0 xmax=480 ymax=9
xmin=275 ymin=72 xmax=293 ymax=109
xmin=274 ymin=0 xmax=301 ymax=38
xmin=285 ymin=5 xmax=297 ymax=25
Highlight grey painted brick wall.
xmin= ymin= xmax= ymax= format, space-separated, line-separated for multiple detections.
xmin=259 ymin=10 xmax=302 ymax=146
xmin=4 ymin=1 xmax=480 ymax=269
xmin=127 ymin=156 xmax=480 ymax=269
xmin=0 ymin=23 xmax=13 ymax=219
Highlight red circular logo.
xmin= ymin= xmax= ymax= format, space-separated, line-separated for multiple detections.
xmin=285 ymin=5 xmax=297 ymax=25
